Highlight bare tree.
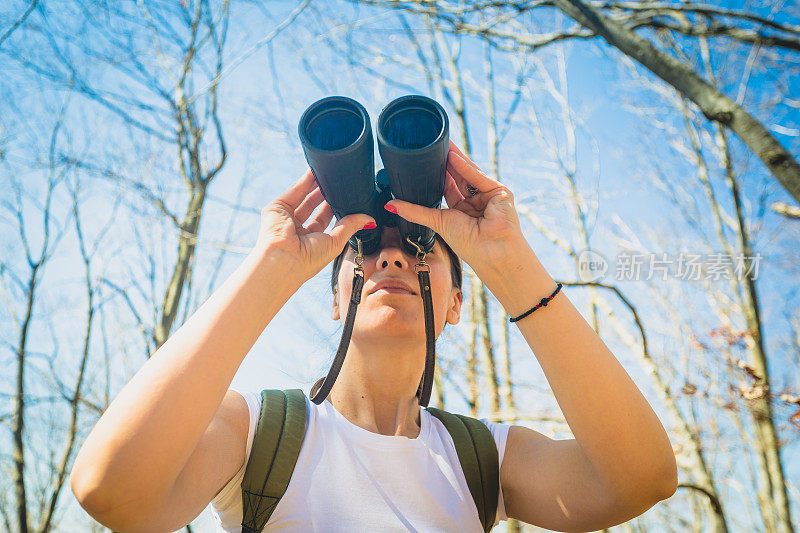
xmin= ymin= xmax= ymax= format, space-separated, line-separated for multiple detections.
xmin=616 ymin=26 xmax=797 ymax=530
xmin=2 ymin=113 xmax=72 ymax=532
xmin=507 ymin=45 xmax=729 ymax=531
xmin=33 ymin=170 xmax=116 ymax=533
xmin=364 ymin=0 xmax=800 ymax=208
xmin=2 ymin=0 xmax=235 ymax=358
xmin=3 ymin=2 xmax=796 ymax=531
xmin=0 ymin=0 xmax=39 ymax=48
xmin=3 ymin=1 xmax=245 ymax=529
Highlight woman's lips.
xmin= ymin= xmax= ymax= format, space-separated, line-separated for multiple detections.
xmin=368 ymin=277 xmax=417 ymax=296
xmin=373 ymin=287 xmax=415 ymax=295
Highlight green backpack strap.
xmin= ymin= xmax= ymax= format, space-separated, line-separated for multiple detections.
xmin=426 ymin=407 xmax=500 ymax=532
xmin=241 ymin=389 xmax=307 ymax=533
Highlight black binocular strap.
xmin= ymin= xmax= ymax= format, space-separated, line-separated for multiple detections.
xmin=310 ymin=269 xmax=364 ymax=405
xmin=310 ymin=264 xmax=437 ymax=408
xmin=415 ymin=268 xmax=435 ymax=407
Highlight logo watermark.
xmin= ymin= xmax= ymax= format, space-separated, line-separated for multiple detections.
xmin=577 ymin=250 xmax=762 ymax=282
xmin=578 ymin=250 xmax=609 ymax=282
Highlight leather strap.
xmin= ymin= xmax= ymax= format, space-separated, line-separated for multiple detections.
xmin=310 ymin=268 xmax=364 ymax=404
xmin=311 ymin=246 xmax=437 ymax=408
xmin=415 ymin=267 xmax=436 ymax=407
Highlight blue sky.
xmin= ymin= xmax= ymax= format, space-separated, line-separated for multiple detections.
xmin=2 ymin=0 xmax=799 ymax=530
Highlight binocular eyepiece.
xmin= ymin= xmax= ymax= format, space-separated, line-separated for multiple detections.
xmin=298 ymin=95 xmax=449 ymax=257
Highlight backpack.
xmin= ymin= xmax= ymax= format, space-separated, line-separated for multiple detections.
xmin=241 ymin=389 xmax=499 ymax=533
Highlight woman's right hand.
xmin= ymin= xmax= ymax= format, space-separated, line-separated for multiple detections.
xmin=255 ymin=168 xmax=376 ymax=281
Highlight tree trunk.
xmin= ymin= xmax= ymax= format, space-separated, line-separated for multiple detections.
xmin=714 ymin=123 xmax=794 ymax=533
xmin=154 ymin=186 xmax=207 ymax=348
xmin=434 ymin=371 xmax=445 ymax=409
xmin=478 ymin=285 xmax=502 ymax=418
xmin=14 ymin=264 xmax=38 ymax=533
xmin=467 ymin=273 xmax=481 ymax=417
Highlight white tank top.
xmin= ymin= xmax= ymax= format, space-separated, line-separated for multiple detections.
xmin=210 ymin=389 xmax=510 ymax=532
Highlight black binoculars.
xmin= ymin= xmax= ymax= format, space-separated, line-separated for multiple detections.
xmin=298 ymin=95 xmax=449 ymax=258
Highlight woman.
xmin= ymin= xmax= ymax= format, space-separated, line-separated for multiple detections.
xmin=69 ymin=142 xmax=678 ymax=532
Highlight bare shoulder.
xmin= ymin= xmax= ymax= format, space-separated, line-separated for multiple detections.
xmin=204 ymin=389 xmax=251 ymax=499
xmin=139 ymin=390 xmax=252 ymax=531
xmin=217 ymin=389 xmax=251 ymax=444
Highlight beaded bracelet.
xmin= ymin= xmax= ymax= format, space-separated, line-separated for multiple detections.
xmin=509 ymin=283 xmax=563 ymax=323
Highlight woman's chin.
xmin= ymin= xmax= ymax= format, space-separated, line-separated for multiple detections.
xmin=356 ymin=310 xmax=426 ymax=337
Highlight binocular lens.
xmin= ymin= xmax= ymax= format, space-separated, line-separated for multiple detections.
xmin=299 ymin=95 xmax=449 ymax=257
xmin=302 ymin=106 xmax=365 ymax=152
xmin=378 ymin=96 xmax=449 ymax=256
xmin=380 ymin=103 xmax=444 ymax=151
xmin=298 ymin=96 xmax=382 ymax=255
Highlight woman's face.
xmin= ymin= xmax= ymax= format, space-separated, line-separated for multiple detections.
xmin=331 ymin=226 xmax=462 ymax=341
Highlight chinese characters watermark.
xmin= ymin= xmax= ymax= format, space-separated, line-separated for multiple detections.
xmin=578 ymin=250 xmax=762 ymax=282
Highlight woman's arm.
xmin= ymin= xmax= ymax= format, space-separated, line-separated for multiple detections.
xmin=384 ymin=142 xmax=677 ymax=530
xmin=69 ymin=246 xmax=304 ymax=528
xmin=480 ymin=238 xmax=678 ymax=529
xmin=69 ymin=169 xmax=375 ymax=530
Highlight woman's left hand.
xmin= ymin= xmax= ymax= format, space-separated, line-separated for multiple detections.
xmin=383 ymin=140 xmax=528 ymax=276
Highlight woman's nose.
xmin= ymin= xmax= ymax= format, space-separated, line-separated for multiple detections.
xmin=376 ymin=244 xmax=412 ymax=271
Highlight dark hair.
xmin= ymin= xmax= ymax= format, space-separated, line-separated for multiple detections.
xmin=330 ymin=234 xmax=462 ymax=295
